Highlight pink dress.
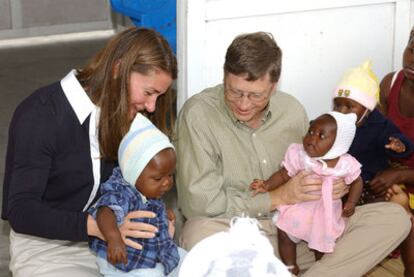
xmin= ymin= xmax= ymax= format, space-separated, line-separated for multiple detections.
xmin=275 ymin=143 xmax=361 ymax=253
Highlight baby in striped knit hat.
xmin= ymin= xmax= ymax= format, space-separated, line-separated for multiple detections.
xmin=88 ymin=113 xmax=186 ymax=277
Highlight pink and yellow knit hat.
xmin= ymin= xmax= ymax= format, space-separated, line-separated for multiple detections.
xmin=332 ymin=60 xmax=379 ymax=111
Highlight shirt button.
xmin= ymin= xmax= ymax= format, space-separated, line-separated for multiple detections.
xmin=262 ymin=159 xmax=267 ymax=164
xmin=257 ymin=212 xmax=262 ymax=217
xmin=252 ymin=133 xmax=256 ymax=137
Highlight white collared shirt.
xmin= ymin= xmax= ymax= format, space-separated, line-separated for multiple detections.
xmin=61 ymin=70 xmax=101 ymax=211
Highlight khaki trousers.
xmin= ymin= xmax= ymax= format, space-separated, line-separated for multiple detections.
xmin=9 ymin=230 xmax=101 ymax=277
xmin=179 ymin=202 xmax=411 ymax=277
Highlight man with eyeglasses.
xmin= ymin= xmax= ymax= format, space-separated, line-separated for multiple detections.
xmin=174 ymin=32 xmax=410 ymax=276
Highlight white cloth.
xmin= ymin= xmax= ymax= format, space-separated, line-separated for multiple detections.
xmin=179 ymin=217 xmax=291 ymax=277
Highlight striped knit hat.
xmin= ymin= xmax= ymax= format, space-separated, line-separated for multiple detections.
xmin=118 ymin=113 xmax=174 ymax=186
xmin=333 ymin=60 xmax=379 ymax=111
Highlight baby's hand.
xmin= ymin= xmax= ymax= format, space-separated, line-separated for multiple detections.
xmin=342 ymin=201 xmax=356 ymax=217
xmin=166 ymin=208 xmax=176 ymax=238
xmin=166 ymin=208 xmax=176 ymax=223
xmin=385 ymin=137 xmax=406 ymax=153
xmin=107 ymin=239 xmax=128 ymax=265
xmin=250 ymin=179 xmax=268 ymax=196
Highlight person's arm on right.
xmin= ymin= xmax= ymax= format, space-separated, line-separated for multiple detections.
xmin=369 ymin=167 xmax=414 ymax=192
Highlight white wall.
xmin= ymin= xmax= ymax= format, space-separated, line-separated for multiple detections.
xmin=177 ymin=0 xmax=414 ymax=119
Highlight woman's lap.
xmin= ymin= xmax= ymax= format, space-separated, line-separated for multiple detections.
xmin=9 ymin=230 xmax=100 ymax=277
xmin=10 ymin=229 xmax=187 ymax=277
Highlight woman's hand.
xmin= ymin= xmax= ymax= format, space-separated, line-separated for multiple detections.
xmin=88 ymin=210 xmax=158 ymax=250
xmin=119 ymin=210 xmax=158 ymax=249
xmin=269 ymin=170 xmax=322 ymax=210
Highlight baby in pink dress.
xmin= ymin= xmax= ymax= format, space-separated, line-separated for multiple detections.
xmin=250 ymin=111 xmax=363 ymax=275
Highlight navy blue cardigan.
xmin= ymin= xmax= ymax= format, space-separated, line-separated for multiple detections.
xmin=2 ymin=82 xmax=115 ymax=241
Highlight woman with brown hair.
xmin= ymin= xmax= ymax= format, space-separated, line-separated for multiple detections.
xmin=1 ymin=27 xmax=177 ymax=277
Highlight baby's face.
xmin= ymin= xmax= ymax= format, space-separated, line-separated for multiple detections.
xmin=333 ymin=97 xmax=366 ymax=122
xmin=135 ymin=148 xmax=176 ymax=199
xmin=303 ymin=115 xmax=337 ymax=158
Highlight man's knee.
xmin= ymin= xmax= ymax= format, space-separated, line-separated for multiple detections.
xmin=179 ymin=217 xmax=231 ymax=251
xmin=375 ymin=202 xmax=411 ymax=236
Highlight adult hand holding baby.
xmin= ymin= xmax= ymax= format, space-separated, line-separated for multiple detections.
xmin=269 ymin=170 xmax=348 ymax=211
xmin=88 ymin=210 xmax=158 ymax=250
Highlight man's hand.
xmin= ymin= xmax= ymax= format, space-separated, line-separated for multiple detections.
xmin=332 ymin=178 xmax=349 ymax=200
xmin=269 ymin=170 xmax=322 ymax=210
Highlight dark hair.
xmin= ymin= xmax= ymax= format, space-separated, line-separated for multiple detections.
xmin=410 ymin=26 xmax=414 ymax=42
xmin=77 ymin=27 xmax=177 ymax=161
xmin=224 ymin=32 xmax=282 ymax=83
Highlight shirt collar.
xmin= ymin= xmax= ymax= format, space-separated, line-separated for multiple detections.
xmin=60 ymin=70 xmax=96 ymax=124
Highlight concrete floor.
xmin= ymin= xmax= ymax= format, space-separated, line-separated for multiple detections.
xmin=0 ymin=31 xmax=113 ymax=277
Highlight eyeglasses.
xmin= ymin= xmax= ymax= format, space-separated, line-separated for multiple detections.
xmin=225 ymin=87 xmax=269 ymax=103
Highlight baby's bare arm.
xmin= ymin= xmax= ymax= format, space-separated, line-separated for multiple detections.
xmin=342 ymin=177 xmax=363 ymax=217
xmin=97 ymin=207 xmax=128 ymax=265
xmin=249 ymin=179 xmax=267 ymax=196
xmin=250 ymin=168 xmax=290 ymax=196
xmin=265 ymin=167 xmax=291 ymax=191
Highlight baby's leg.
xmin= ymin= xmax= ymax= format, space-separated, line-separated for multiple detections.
xmin=385 ymin=184 xmax=411 ymax=214
xmin=278 ymin=228 xmax=299 ymax=275
xmin=314 ymin=250 xmax=324 ymax=261
xmin=385 ymin=185 xmax=414 ymax=277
